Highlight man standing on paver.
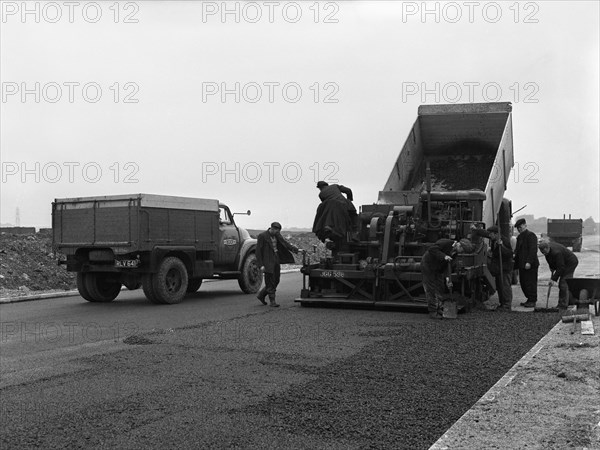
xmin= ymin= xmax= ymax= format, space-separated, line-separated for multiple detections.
xmin=256 ymin=222 xmax=302 ymax=307
xmin=538 ymin=240 xmax=579 ymax=310
xmin=514 ymin=218 xmax=539 ymax=308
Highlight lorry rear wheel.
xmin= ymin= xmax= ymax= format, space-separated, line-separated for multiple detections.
xmin=238 ymin=253 xmax=262 ymax=294
xmin=187 ymin=278 xmax=203 ymax=293
xmin=142 ymin=274 xmax=162 ymax=304
xmin=573 ymin=240 xmax=582 ymax=252
xmin=152 ymin=257 xmax=188 ymax=304
xmin=84 ymin=273 xmax=121 ymax=302
xmin=77 ymin=273 xmax=95 ymax=302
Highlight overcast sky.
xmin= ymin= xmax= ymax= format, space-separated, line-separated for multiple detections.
xmin=1 ymin=0 xmax=599 ymax=230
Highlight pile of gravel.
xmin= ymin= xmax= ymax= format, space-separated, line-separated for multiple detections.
xmin=251 ymin=310 xmax=560 ymax=449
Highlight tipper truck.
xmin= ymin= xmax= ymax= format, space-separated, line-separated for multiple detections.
xmin=547 ymin=215 xmax=583 ymax=252
xmin=52 ymin=194 xmax=261 ymax=304
xmin=299 ymin=102 xmax=515 ymax=309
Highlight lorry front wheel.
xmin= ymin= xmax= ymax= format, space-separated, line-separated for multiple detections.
xmin=152 ymin=257 xmax=188 ymax=304
xmin=238 ymin=253 xmax=262 ymax=294
xmin=84 ymin=273 xmax=121 ymax=302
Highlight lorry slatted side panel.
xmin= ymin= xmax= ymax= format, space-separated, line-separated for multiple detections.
xmin=195 ymin=212 xmax=218 ymax=251
xmin=95 ymin=207 xmax=136 ymax=244
xmin=168 ymin=209 xmax=196 ymax=243
xmin=146 ymin=209 xmax=169 ymax=244
xmin=140 ymin=208 xmax=218 ymax=251
xmin=59 ymin=208 xmax=95 ymax=243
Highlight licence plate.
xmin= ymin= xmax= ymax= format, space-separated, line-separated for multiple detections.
xmin=115 ymin=259 xmax=139 ymax=268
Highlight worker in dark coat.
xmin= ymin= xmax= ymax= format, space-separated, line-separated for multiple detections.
xmin=473 ymin=225 xmax=514 ymax=310
xmin=538 ymin=240 xmax=578 ymax=309
xmin=312 ymin=181 xmax=357 ymax=246
xmin=421 ymin=239 xmax=467 ymax=319
xmin=256 ymin=222 xmax=301 ymax=307
xmin=514 ymin=218 xmax=539 ymax=307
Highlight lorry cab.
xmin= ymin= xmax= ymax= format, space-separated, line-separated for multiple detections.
xmin=217 ymin=204 xmax=242 ymax=267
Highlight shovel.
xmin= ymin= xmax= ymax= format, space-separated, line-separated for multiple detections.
xmin=442 ymin=273 xmax=458 ymax=319
xmin=534 ymin=282 xmax=559 ymax=313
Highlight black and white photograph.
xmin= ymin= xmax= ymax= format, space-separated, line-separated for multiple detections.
xmin=1 ymin=1 xmax=599 ymax=448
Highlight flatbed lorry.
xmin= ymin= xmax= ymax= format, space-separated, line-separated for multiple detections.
xmin=52 ymin=194 xmax=261 ymax=304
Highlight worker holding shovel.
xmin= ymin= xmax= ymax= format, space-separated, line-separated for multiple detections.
xmin=473 ymin=225 xmax=514 ymax=311
xmin=538 ymin=240 xmax=579 ymax=311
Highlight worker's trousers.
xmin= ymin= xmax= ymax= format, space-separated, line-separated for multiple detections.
xmin=495 ymin=271 xmax=513 ymax=308
xmin=259 ymin=261 xmax=281 ymax=301
xmin=557 ymin=265 xmax=577 ymax=308
xmin=518 ymin=267 xmax=538 ymax=304
xmin=422 ymin=269 xmax=445 ymax=314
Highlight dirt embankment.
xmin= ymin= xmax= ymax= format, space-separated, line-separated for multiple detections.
xmin=0 ymin=232 xmax=75 ymax=296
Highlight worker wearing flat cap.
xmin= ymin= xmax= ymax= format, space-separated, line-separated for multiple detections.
xmin=473 ymin=225 xmax=514 ymax=310
xmin=256 ymin=222 xmax=302 ymax=307
xmin=514 ymin=218 xmax=539 ymax=307
xmin=538 ymin=240 xmax=578 ymax=310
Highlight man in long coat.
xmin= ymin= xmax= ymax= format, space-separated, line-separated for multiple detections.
xmin=256 ymin=222 xmax=301 ymax=307
xmin=514 ymin=218 xmax=539 ymax=307
xmin=312 ymin=181 xmax=357 ymax=247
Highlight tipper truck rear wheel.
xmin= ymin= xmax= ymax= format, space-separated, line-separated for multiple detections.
xmin=83 ymin=273 xmax=121 ymax=302
xmin=238 ymin=253 xmax=262 ymax=294
xmin=150 ymin=257 xmax=188 ymax=304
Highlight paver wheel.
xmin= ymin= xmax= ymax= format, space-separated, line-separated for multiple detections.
xmin=84 ymin=273 xmax=121 ymax=302
xmin=187 ymin=278 xmax=203 ymax=293
xmin=151 ymin=257 xmax=188 ymax=304
xmin=238 ymin=253 xmax=262 ymax=294
xmin=77 ymin=272 xmax=95 ymax=302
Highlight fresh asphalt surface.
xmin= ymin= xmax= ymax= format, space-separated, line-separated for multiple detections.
xmin=2 ymin=274 xmax=427 ymax=448
xmin=1 ymin=238 xmax=597 ymax=449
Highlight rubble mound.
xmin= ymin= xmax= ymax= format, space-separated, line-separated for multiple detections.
xmin=0 ymin=231 xmax=75 ymax=293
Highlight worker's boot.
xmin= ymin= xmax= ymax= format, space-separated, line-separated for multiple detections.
xmin=256 ymin=288 xmax=267 ymax=305
xmin=269 ymin=296 xmax=280 ymax=307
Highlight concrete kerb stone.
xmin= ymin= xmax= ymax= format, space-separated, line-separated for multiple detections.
xmin=0 ymin=269 xmax=301 ymax=304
